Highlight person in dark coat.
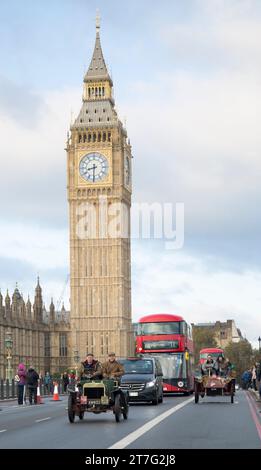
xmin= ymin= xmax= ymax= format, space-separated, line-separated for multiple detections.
xmin=61 ymin=372 xmax=69 ymax=392
xmin=214 ymin=355 xmax=227 ymax=376
xmin=78 ymin=353 xmax=102 ymax=380
xmin=17 ymin=363 xmax=27 ymax=405
xmin=257 ymin=362 xmax=261 ymax=382
xmin=26 ymin=366 xmax=39 ymax=404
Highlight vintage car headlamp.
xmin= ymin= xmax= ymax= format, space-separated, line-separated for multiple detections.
xmin=146 ymin=380 xmax=156 ymax=388
xmin=101 ymin=396 xmax=109 ymax=405
xmin=178 ymin=381 xmax=184 ymax=388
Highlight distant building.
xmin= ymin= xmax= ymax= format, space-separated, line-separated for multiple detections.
xmin=192 ymin=319 xmax=243 ymax=349
xmin=0 ymin=278 xmax=70 ymax=378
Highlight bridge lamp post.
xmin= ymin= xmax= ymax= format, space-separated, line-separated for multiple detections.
xmin=74 ymin=350 xmax=80 ymax=379
xmin=5 ymin=331 xmax=13 ymax=382
xmin=258 ymin=336 xmax=261 ymax=352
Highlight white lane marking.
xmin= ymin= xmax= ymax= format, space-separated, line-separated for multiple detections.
xmin=0 ymin=430 xmax=7 ymax=433
xmin=109 ymin=397 xmax=194 ymax=449
xmin=35 ymin=417 xmax=51 ymax=423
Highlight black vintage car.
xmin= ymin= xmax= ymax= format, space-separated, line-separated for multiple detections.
xmin=67 ymin=378 xmax=129 ymax=423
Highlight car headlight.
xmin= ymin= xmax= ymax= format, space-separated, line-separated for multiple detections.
xmin=178 ymin=381 xmax=184 ymax=388
xmin=146 ymin=380 xmax=156 ymax=388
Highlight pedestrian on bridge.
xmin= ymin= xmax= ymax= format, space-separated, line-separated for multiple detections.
xmin=26 ymin=366 xmax=39 ymax=405
xmin=61 ymin=372 xmax=69 ymax=393
xmin=44 ymin=372 xmax=53 ymax=395
xmin=251 ymin=365 xmax=257 ymax=391
xmin=17 ymin=363 xmax=27 ymax=405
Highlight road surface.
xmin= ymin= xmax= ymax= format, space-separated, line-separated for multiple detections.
xmin=0 ymin=391 xmax=260 ymax=449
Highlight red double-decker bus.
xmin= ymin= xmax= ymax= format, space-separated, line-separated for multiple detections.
xmin=135 ymin=313 xmax=194 ymax=394
xmin=199 ymin=348 xmax=224 ymax=364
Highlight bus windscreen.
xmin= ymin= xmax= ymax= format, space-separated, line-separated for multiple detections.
xmin=138 ymin=322 xmax=183 ymax=335
xmin=156 ymin=353 xmax=186 ymax=379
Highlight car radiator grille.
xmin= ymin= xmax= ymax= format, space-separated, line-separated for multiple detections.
xmin=84 ymin=388 xmax=104 ymax=399
xmin=120 ymin=383 xmax=145 ymax=392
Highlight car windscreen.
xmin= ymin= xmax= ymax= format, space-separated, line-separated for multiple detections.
xmin=120 ymin=360 xmax=153 ymax=374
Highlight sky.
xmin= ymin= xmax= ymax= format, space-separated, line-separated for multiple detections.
xmin=0 ymin=0 xmax=261 ymax=347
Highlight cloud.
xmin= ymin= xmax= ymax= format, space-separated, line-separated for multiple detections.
xmin=132 ymin=241 xmax=261 ymax=348
xmin=119 ymin=3 xmax=261 ymax=266
xmin=0 ymin=76 xmax=45 ymax=127
xmin=0 ymin=222 xmax=68 ymax=269
xmin=123 ymin=70 xmax=261 ymax=241
xmin=0 ymin=84 xmax=80 ymax=226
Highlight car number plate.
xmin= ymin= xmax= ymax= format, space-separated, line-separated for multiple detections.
xmin=129 ymin=392 xmax=138 ymax=396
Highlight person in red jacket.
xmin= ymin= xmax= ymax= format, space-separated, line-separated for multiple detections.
xmin=17 ymin=363 xmax=27 ymax=405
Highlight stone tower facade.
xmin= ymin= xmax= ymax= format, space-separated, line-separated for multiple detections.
xmin=67 ymin=19 xmax=133 ymax=362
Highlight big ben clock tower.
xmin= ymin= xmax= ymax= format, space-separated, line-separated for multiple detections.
xmin=67 ymin=17 xmax=133 ymax=362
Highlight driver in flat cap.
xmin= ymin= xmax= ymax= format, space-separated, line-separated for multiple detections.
xmin=101 ymin=353 xmax=124 ymax=380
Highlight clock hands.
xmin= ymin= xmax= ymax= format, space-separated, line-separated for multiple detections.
xmin=88 ymin=163 xmax=98 ymax=182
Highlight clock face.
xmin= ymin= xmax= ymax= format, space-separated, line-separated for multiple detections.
xmin=79 ymin=152 xmax=109 ymax=183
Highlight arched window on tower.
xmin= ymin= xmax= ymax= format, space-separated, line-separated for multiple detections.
xmin=102 ymin=132 xmax=106 ymax=142
xmin=108 ymin=132 xmax=111 ymax=142
xmin=93 ymin=133 xmax=96 ymax=142
xmin=98 ymin=132 xmax=101 ymax=142
xmin=88 ymin=133 xmax=91 ymax=142
xmin=78 ymin=134 xmax=82 ymax=143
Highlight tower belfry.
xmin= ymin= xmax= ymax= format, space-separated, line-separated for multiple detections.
xmin=67 ymin=19 xmax=133 ymax=362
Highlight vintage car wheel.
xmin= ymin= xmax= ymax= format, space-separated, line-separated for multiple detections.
xmin=68 ymin=394 xmax=75 ymax=423
xmin=195 ymin=392 xmax=199 ymax=403
xmin=114 ymin=394 xmax=122 ymax=423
